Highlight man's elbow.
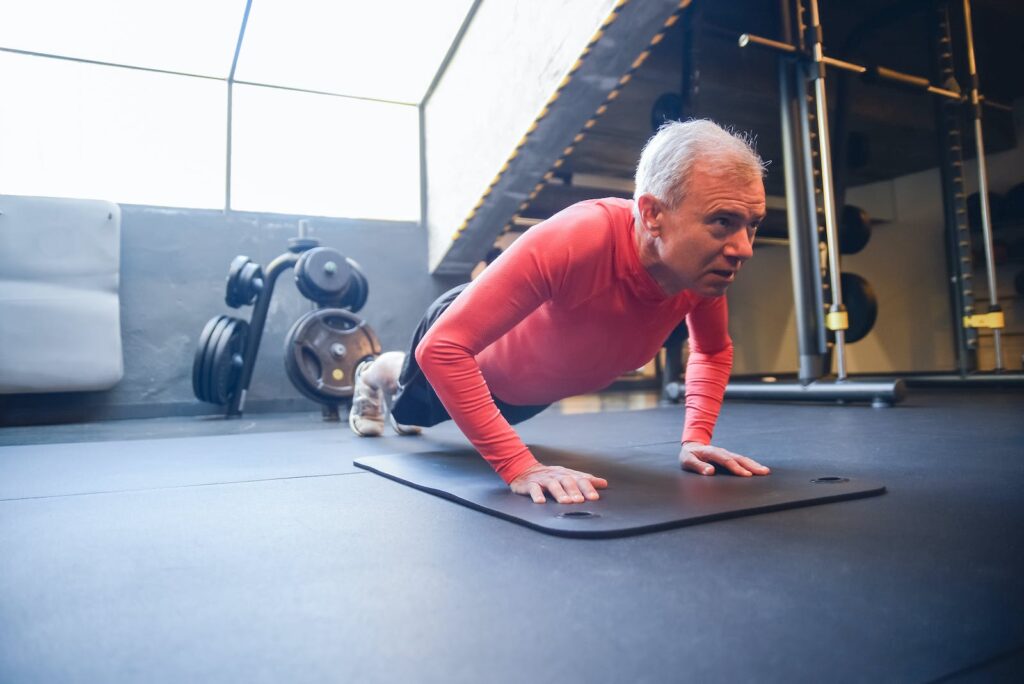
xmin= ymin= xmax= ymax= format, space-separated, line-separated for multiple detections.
xmin=413 ymin=333 xmax=435 ymax=371
xmin=687 ymin=344 xmax=734 ymax=371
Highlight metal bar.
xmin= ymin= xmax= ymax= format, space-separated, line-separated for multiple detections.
xmin=737 ymin=34 xmax=998 ymax=105
xmin=780 ymin=56 xmax=823 ymax=382
xmin=962 ymin=0 xmax=1004 ymax=370
xmin=902 ymin=372 xmax=1024 ymax=388
xmin=225 ymin=0 xmax=253 ymax=213
xmin=227 ymin=251 xmax=302 ymax=417
xmin=0 ymin=46 xmax=223 ymax=81
xmin=725 ymin=379 xmax=907 ymax=407
xmin=778 ymin=0 xmax=827 ymax=383
xmin=796 ymin=60 xmax=830 ymax=380
xmin=231 ymin=80 xmax=417 ymax=107
xmin=807 ymin=0 xmax=848 ymax=380
xmin=931 ymin=2 xmax=978 ymax=376
xmin=226 ymin=82 xmax=233 ymax=212
xmin=738 ymin=33 xmax=796 ymax=54
xmin=421 ymin=0 xmax=483 ymax=106
xmin=0 ymin=45 xmax=415 ymax=107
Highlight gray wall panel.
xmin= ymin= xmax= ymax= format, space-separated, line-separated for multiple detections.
xmin=1 ymin=205 xmax=460 ymax=425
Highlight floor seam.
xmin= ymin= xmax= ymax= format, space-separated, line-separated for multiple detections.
xmin=0 ymin=469 xmax=371 ymax=503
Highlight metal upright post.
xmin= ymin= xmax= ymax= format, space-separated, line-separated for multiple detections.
xmin=779 ymin=0 xmax=827 ymax=383
xmin=932 ymin=2 xmax=978 ymax=375
xmin=961 ymin=0 xmax=1004 ymax=370
xmin=806 ymin=0 xmax=849 ymax=380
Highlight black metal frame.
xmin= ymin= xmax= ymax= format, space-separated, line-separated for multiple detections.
xmin=738 ymin=0 xmax=1014 ymax=385
xmin=722 ymin=0 xmax=905 ymax=406
xmin=225 ymin=241 xmax=316 ymax=417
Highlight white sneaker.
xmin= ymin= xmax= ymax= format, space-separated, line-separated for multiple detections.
xmin=349 ymin=359 xmax=384 ymax=437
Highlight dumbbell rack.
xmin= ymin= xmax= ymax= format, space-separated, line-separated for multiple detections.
xmin=193 ymin=237 xmax=380 ymax=419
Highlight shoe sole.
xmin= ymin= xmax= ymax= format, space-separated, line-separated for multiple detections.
xmin=349 ymin=359 xmax=385 ymax=437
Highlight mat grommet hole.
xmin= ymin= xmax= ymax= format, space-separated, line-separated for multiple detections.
xmin=557 ymin=510 xmax=600 ymax=519
xmin=811 ymin=476 xmax=850 ymax=484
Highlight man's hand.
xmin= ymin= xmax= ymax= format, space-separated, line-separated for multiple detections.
xmin=509 ymin=463 xmax=609 ymax=504
xmin=679 ymin=442 xmax=770 ymax=477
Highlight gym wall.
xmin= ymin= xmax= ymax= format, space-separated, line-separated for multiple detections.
xmin=423 ymin=0 xmax=621 ymax=273
xmin=0 ymin=205 xmax=457 ymax=426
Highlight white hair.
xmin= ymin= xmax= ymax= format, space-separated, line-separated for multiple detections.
xmin=633 ymin=119 xmax=766 ymax=225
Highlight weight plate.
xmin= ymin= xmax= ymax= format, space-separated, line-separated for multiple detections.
xmin=193 ymin=315 xmax=228 ymax=402
xmin=650 ymin=92 xmax=683 ymax=133
xmin=200 ymin=315 xmax=234 ymax=403
xmin=287 ymin=237 xmax=321 ymax=254
xmin=208 ymin=318 xmax=248 ymax=405
xmin=225 ymin=257 xmax=265 ymax=308
xmin=225 ymin=256 xmax=251 ymax=308
xmin=341 ymin=258 xmax=368 ymax=313
xmin=839 ymin=205 xmax=872 ymax=255
xmin=295 ymin=247 xmax=353 ymax=305
xmin=283 ymin=309 xmax=381 ymax=403
xmin=828 ymin=272 xmax=878 ymax=345
xmin=1005 ymin=183 xmax=1024 ymax=222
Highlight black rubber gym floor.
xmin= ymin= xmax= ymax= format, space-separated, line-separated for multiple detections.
xmin=1 ymin=389 xmax=1022 ymax=682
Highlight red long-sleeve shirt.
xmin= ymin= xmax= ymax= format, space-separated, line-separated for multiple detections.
xmin=417 ymin=197 xmax=733 ymax=483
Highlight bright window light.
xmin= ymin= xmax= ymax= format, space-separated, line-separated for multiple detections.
xmin=0 ymin=52 xmax=226 ymax=208
xmin=235 ymin=0 xmax=475 ymax=103
xmin=230 ymin=84 xmax=419 ymax=220
xmin=0 ymin=0 xmax=244 ymax=77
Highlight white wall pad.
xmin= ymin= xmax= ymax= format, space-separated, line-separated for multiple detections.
xmin=0 ymin=195 xmax=123 ymax=393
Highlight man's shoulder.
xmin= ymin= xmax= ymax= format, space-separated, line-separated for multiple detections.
xmin=567 ymin=197 xmax=634 ymax=221
xmin=535 ymin=197 xmax=634 ymax=240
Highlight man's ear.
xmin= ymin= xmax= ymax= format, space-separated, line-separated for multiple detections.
xmin=636 ymin=193 xmax=663 ymax=236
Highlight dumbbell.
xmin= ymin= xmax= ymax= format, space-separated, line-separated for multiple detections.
xmin=294 ymin=247 xmax=370 ymax=313
xmin=225 ymin=256 xmax=265 ymax=308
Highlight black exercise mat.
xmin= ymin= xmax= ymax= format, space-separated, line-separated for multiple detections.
xmin=354 ymin=446 xmax=886 ymax=538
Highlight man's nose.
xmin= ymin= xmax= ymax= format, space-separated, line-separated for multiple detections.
xmin=724 ymin=231 xmax=754 ymax=261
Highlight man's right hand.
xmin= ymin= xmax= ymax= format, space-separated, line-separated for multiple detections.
xmin=509 ymin=463 xmax=609 ymax=504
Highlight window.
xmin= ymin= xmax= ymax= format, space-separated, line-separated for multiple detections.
xmin=230 ymin=84 xmax=419 ymax=220
xmin=0 ymin=0 xmax=243 ymax=76
xmin=0 ymin=51 xmax=226 ymax=209
xmin=234 ymin=0 xmax=475 ymax=103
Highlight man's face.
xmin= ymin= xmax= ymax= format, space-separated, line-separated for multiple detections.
xmin=645 ymin=168 xmax=766 ymax=297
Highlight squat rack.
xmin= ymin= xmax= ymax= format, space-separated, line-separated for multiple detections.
xmin=725 ymin=0 xmax=1019 ymax=405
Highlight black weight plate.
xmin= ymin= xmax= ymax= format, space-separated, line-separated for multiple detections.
xmin=839 ymin=205 xmax=872 ymax=255
xmin=966 ymin=192 xmax=1006 ymax=232
xmin=240 ymin=262 xmax=264 ymax=306
xmin=193 ymin=315 xmax=228 ymax=402
xmin=341 ymin=258 xmax=368 ymax=313
xmin=200 ymin=315 xmax=234 ymax=403
xmin=283 ymin=313 xmax=321 ymax=404
xmin=287 ymin=236 xmax=321 ymax=254
xmin=829 ymin=272 xmax=878 ymax=344
xmin=1004 ymin=183 xmax=1024 ymax=223
xmin=283 ymin=309 xmax=381 ymax=402
xmin=225 ymin=256 xmax=251 ymax=308
xmin=208 ymin=318 xmax=248 ymax=405
xmin=650 ymin=92 xmax=682 ymax=132
xmin=295 ymin=247 xmax=353 ymax=305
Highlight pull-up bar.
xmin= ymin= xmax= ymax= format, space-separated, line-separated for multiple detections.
xmin=737 ymin=31 xmax=1009 ymax=111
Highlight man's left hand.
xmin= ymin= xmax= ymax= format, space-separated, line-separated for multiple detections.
xmin=679 ymin=442 xmax=770 ymax=477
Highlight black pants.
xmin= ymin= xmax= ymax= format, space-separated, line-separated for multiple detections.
xmin=389 ymin=284 xmax=550 ymax=427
